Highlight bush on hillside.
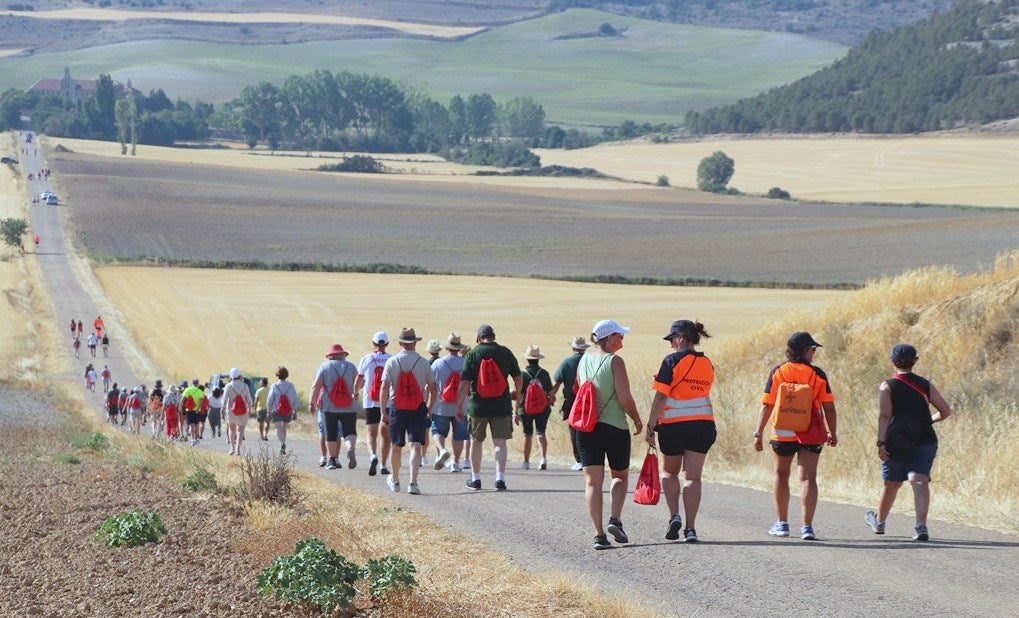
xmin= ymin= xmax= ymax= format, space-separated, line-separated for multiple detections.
xmin=767 ymin=187 xmax=791 ymax=199
xmin=697 ymin=151 xmax=734 ymax=193
xmin=318 ymin=155 xmax=385 ymax=174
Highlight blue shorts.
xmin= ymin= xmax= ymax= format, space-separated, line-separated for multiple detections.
xmin=431 ymin=415 xmax=469 ymax=441
xmin=316 ymin=410 xmax=325 ymax=437
xmin=389 ymin=405 xmax=428 ymax=447
xmin=882 ymin=440 xmax=938 ymax=482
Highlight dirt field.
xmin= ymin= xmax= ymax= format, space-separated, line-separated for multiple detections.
xmin=51 ymin=145 xmax=1019 ymax=286
xmin=536 ymin=134 xmax=1019 ymax=208
xmin=94 ymin=266 xmax=845 ymax=389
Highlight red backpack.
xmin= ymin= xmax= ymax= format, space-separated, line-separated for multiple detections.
xmin=476 ymin=357 xmax=507 ymax=398
xmin=231 ymin=391 xmax=248 ymax=415
xmin=394 ymin=358 xmax=424 ymax=410
xmin=568 ymin=356 xmax=612 ymax=433
xmin=368 ymin=365 xmax=384 ymax=401
xmin=200 ymin=396 xmax=209 ymax=413
xmin=523 ymin=370 xmax=549 ymax=415
xmin=183 ymin=395 xmax=196 ymax=411
xmin=327 ymin=367 xmax=353 ymax=408
xmin=439 ymin=358 xmax=461 ymax=403
xmin=128 ymin=393 xmax=142 ymax=411
xmin=276 ymin=386 xmax=294 ymax=417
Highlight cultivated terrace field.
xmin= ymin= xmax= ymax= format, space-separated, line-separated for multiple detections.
xmin=52 ymin=148 xmax=1019 ymax=287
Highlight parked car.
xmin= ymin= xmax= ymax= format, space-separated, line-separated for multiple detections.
xmin=0 ymin=156 xmax=17 ymax=164
xmin=45 ymin=194 xmax=58 ymax=205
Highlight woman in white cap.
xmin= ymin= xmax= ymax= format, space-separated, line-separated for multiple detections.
xmin=224 ymin=368 xmax=254 ymax=455
xmin=516 ymin=345 xmax=553 ymax=470
xmin=354 ymin=331 xmax=392 ymax=476
xmin=576 ymin=319 xmax=644 ymax=550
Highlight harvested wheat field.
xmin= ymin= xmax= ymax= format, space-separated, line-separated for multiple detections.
xmin=95 ymin=266 xmax=845 ymax=386
xmin=52 ymin=147 xmax=1019 ymax=286
xmin=536 ymin=134 xmax=1019 ymax=208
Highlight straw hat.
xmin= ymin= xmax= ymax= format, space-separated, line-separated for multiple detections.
xmin=426 ymin=339 xmax=442 ymax=355
xmin=398 ymin=327 xmax=423 ymax=343
xmin=524 ymin=345 xmax=544 ymax=360
xmin=569 ymin=336 xmax=590 ymax=350
xmin=445 ymin=332 xmax=466 ymax=351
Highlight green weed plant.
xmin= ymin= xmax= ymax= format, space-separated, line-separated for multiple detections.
xmin=94 ymin=510 xmax=167 ymax=547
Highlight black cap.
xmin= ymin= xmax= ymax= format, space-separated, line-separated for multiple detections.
xmin=477 ymin=324 xmax=495 ymax=339
xmin=663 ymin=319 xmax=695 ymax=341
xmin=787 ymin=331 xmax=822 ymax=351
xmin=890 ymin=343 xmax=917 ymax=365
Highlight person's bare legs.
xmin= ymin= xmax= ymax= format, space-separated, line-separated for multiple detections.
xmin=493 ymin=438 xmax=508 ymax=477
xmin=390 ymin=445 xmax=402 ymax=483
xmin=878 ymin=481 xmax=902 ymax=522
xmin=409 ymin=442 xmax=422 ymax=484
xmin=585 ymin=465 xmax=606 ymax=536
xmin=909 ymin=473 xmax=931 ymax=526
xmin=772 ymin=453 xmax=794 ymax=522
xmin=608 ymin=468 xmax=629 ymax=521
xmin=797 ymin=450 xmax=821 ymax=527
xmin=661 ymin=454 xmax=683 ymax=518
xmin=680 ymin=451 xmax=708 ymax=529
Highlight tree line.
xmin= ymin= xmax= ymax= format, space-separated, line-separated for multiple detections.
xmin=685 ymin=0 xmax=1019 ymax=134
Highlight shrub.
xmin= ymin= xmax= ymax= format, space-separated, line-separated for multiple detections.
xmin=0 ymin=218 xmax=28 ymax=253
xmin=361 ymin=555 xmax=417 ymax=599
xmin=256 ymin=538 xmax=360 ymax=613
xmin=767 ymin=186 xmax=791 ymax=199
xmin=656 ymin=175 xmax=670 ymax=187
xmin=94 ymin=510 xmax=167 ymax=547
xmin=182 ymin=467 xmax=218 ymax=492
xmin=318 ymin=155 xmax=385 ymax=173
xmin=72 ymin=431 xmax=110 ymax=452
xmin=236 ymin=446 xmax=305 ymax=508
xmin=53 ymin=453 xmax=81 ymax=465
xmin=696 ymin=151 xmax=734 ymax=193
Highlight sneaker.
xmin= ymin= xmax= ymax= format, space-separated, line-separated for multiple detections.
xmin=317 ymin=456 xmax=327 ymax=468
xmin=539 ymin=458 xmax=547 ymax=470
xmin=769 ymin=521 xmax=790 ymax=537
xmin=520 ymin=461 xmax=530 ymax=470
xmin=684 ymin=528 xmax=699 ymax=543
xmin=865 ymin=511 xmax=885 ymax=535
xmin=379 ymin=466 xmax=390 ymax=476
xmin=466 ymin=479 xmax=482 ymax=491
xmin=368 ymin=455 xmax=379 ymax=477
xmin=262 ymin=436 xmax=269 ymax=442
xmin=386 ymin=476 xmax=400 ymax=493
xmin=495 ymin=479 xmax=508 ymax=491
xmin=407 ymin=483 xmax=421 ymax=495
xmin=326 ymin=459 xmax=340 ymax=470
xmin=450 ymin=462 xmax=462 ymax=473
xmin=913 ymin=524 xmax=929 ymax=542
xmin=420 ymin=456 xmax=429 ymax=467
xmin=665 ymin=514 xmax=683 ymax=540
xmin=593 ymin=534 xmax=611 ymax=550
xmin=460 ymin=459 xmax=470 ymax=470
xmin=280 ymin=444 xmax=286 ymax=455
xmin=346 ymin=449 xmax=357 ymax=469
xmin=800 ymin=525 xmax=817 ymax=541
xmin=571 ymin=462 xmax=584 ymax=471
xmin=607 ymin=518 xmax=628 ymax=544
xmin=434 ymin=449 xmax=451 ymax=470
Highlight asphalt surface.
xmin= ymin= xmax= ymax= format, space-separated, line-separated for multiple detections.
xmin=21 ymin=131 xmax=1019 ymax=617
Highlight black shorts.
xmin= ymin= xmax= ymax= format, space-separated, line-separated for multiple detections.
xmin=107 ymin=408 xmax=118 ymax=419
xmin=770 ymin=440 xmax=824 ymax=457
xmin=388 ymin=405 xmax=428 ymax=447
xmin=323 ymin=411 xmax=357 ymax=442
xmin=520 ymin=412 xmax=551 ymax=436
xmin=656 ymin=420 xmax=717 ymax=456
xmin=576 ymin=422 xmax=631 ymax=471
xmin=186 ymin=411 xmax=201 ymax=425
xmin=364 ymin=406 xmax=382 ymax=425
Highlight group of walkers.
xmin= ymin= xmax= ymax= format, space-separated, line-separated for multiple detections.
xmin=71 ymin=309 xmax=952 ymax=549
xmin=69 ymin=316 xmax=109 ymax=358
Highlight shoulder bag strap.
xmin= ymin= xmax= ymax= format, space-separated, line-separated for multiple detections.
xmin=891 ymin=374 xmax=930 ymax=404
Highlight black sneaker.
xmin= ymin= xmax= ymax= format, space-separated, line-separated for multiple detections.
xmin=466 ymin=479 xmax=482 ymax=491
xmin=683 ymin=528 xmax=699 ymax=543
xmin=379 ymin=467 xmax=390 ymax=476
xmin=326 ymin=459 xmax=340 ymax=470
xmin=495 ymin=480 xmax=507 ymax=491
xmin=368 ymin=456 xmax=379 ymax=477
xmin=593 ymin=534 xmax=611 ymax=550
xmin=607 ymin=517 xmax=629 ymax=544
xmin=666 ymin=514 xmax=682 ymax=540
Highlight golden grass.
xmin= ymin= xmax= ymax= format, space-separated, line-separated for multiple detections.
xmin=23 ymin=8 xmax=486 ymax=39
xmin=708 ymin=251 xmax=1019 ymax=532
xmin=535 ymin=134 xmax=1019 ymax=208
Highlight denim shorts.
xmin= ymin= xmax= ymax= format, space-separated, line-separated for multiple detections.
xmin=882 ymin=440 xmax=938 ymax=482
xmin=389 ymin=407 xmax=428 ymax=447
xmin=430 ymin=414 xmax=469 ymax=441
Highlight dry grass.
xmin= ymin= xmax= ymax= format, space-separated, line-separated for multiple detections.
xmin=536 ymin=134 xmax=1019 ymax=208
xmin=707 ymin=251 xmax=1019 ymax=532
xmin=24 ymin=8 xmax=485 ymax=39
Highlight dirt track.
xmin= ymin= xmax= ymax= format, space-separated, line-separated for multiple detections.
xmin=15 ymin=130 xmax=1019 ymax=616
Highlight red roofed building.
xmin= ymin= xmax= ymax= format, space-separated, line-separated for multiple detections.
xmin=29 ymin=67 xmax=139 ymax=103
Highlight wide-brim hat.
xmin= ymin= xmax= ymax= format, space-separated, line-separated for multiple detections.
xmin=445 ymin=332 xmax=466 ymax=350
xmin=524 ymin=345 xmax=545 ymax=360
xmin=569 ymin=336 xmax=590 ymax=350
xmin=325 ymin=343 xmax=349 ymax=358
xmin=398 ymin=327 xmax=422 ymax=343
xmin=426 ymin=339 xmax=442 ymax=355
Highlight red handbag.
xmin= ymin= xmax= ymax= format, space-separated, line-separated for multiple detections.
xmin=633 ymin=447 xmax=661 ymax=505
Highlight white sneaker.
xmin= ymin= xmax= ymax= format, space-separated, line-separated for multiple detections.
xmin=386 ymin=476 xmax=400 ymax=493
xmin=539 ymin=458 xmax=547 ymax=470
xmin=420 ymin=456 xmax=428 ymax=467
xmin=450 ymin=461 xmax=462 ymax=473
xmin=461 ymin=459 xmax=471 ymax=470
xmin=434 ymin=449 xmax=451 ymax=470
xmin=521 ymin=461 xmax=530 ymax=470
xmin=571 ymin=462 xmax=584 ymax=470
xmin=407 ymin=483 xmax=421 ymax=495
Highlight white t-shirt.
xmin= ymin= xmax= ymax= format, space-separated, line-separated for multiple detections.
xmin=357 ymin=351 xmax=390 ymax=408
xmin=381 ymin=350 xmax=435 ymax=411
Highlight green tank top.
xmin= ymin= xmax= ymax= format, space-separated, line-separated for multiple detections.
xmin=577 ymin=352 xmax=627 ymax=430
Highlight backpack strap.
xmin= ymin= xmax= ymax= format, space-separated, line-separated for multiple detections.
xmin=891 ymin=374 xmax=929 ymax=404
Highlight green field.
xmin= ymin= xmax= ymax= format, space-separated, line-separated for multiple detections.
xmin=1 ymin=9 xmax=846 ymax=127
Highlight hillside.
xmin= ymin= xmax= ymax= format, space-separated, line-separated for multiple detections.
xmin=711 ymin=252 xmax=1019 ymax=531
xmin=685 ymin=0 xmax=1019 ymax=134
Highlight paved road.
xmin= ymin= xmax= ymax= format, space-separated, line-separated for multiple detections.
xmin=22 ymin=132 xmax=1019 ymax=617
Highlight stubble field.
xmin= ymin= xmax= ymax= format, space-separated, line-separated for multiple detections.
xmin=51 ymin=146 xmax=1019 ymax=286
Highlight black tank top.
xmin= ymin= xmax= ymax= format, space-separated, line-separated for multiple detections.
xmin=886 ymin=373 xmax=937 ymax=444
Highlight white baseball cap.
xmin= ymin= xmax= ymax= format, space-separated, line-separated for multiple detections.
xmin=592 ymin=319 xmax=630 ymax=341
xmin=229 ymin=367 xmax=241 ymax=379
xmin=372 ymin=331 xmax=389 ymax=344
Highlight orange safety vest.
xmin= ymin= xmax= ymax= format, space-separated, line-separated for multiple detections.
xmin=655 ymin=352 xmax=715 ymax=424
